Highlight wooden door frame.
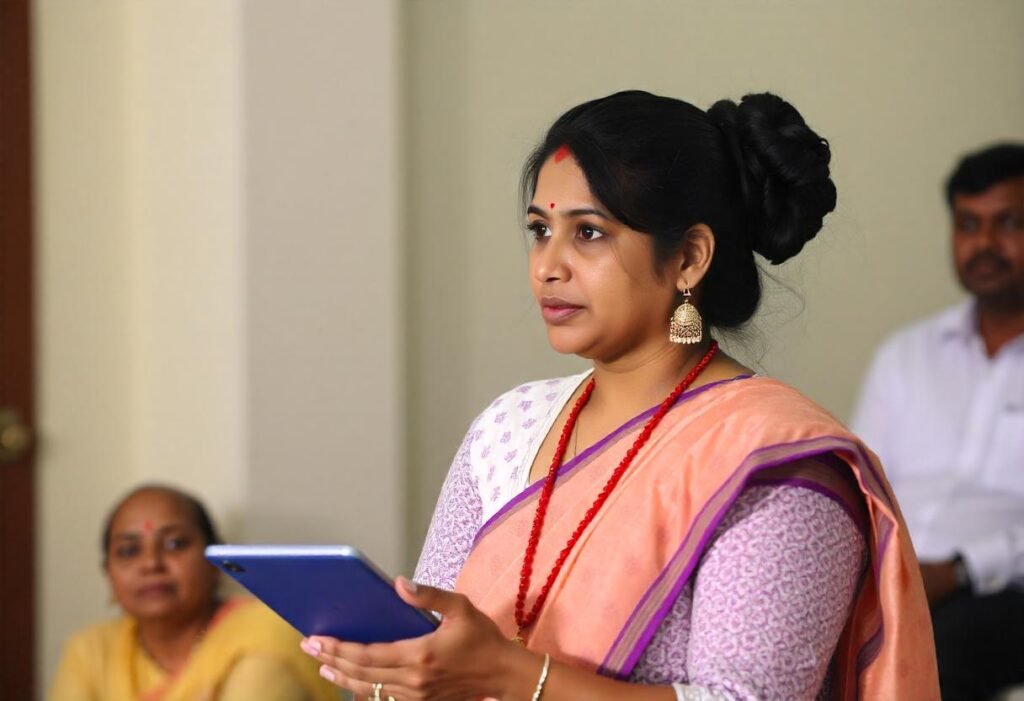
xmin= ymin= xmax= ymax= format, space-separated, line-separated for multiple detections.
xmin=0 ymin=0 xmax=37 ymax=697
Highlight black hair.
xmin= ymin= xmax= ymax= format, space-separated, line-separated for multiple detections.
xmin=520 ymin=90 xmax=836 ymax=329
xmin=101 ymin=484 xmax=222 ymax=558
xmin=945 ymin=143 xmax=1024 ymax=207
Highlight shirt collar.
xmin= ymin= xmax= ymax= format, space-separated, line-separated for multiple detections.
xmin=936 ymin=300 xmax=978 ymax=343
xmin=937 ymin=299 xmax=1024 ymax=354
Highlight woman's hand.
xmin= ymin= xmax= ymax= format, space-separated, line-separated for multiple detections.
xmin=300 ymin=577 xmax=536 ymax=701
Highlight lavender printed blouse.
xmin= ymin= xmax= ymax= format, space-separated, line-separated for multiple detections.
xmin=415 ymin=374 xmax=866 ymax=701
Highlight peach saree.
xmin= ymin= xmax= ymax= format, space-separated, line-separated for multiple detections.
xmin=455 ymin=376 xmax=939 ymax=699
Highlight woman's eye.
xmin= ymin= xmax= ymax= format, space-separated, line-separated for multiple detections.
xmin=578 ymin=225 xmax=604 ymax=241
xmin=114 ymin=545 xmax=139 ymax=559
xmin=164 ymin=537 xmax=189 ymax=551
xmin=527 ymin=222 xmax=550 ymax=240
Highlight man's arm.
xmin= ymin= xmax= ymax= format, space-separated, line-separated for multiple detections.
xmin=960 ymin=527 xmax=1024 ymax=594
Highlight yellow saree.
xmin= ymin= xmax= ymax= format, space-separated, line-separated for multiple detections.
xmin=49 ymin=596 xmax=336 ymax=701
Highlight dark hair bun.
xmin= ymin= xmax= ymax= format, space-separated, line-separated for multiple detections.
xmin=708 ymin=93 xmax=837 ymax=265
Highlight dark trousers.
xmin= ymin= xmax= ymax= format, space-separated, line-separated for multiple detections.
xmin=932 ymin=587 xmax=1024 ymax=701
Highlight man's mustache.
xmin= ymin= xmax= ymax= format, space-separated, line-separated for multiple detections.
xmin=965 ymin=251 xmax=1011 ymax=275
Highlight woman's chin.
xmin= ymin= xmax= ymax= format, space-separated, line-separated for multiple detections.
xmin=545 ymin=329 xmax=598 ymax=358
xmin=123 ymin=596 xmax=187 ymax=623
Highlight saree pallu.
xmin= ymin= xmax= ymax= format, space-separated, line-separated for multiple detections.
xmin=49 ymin=597 xmax=335 ymax=701
xmin=455 ymin=376 xmax=939 ymax=700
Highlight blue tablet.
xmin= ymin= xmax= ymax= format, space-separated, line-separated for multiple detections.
xmin=205 ymin=544 xmax=439 ymax=644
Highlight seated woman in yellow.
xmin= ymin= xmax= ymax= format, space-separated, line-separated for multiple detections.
xmin=49 ymin=484 xmax=336 ymax=701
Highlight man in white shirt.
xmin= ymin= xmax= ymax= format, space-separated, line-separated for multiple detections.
xmin=852 ymin=143 xmax=1024 ymax=701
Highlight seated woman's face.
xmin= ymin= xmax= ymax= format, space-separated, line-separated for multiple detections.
xmin=104 ymin=489 xmax=219 ymax=623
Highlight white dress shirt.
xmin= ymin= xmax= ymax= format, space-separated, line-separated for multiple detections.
xmin=851 ymin=301 xmax=1024 ymax=594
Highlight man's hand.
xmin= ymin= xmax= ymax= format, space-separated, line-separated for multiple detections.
xmin=919 ymin=559 xmax=961 ymax=606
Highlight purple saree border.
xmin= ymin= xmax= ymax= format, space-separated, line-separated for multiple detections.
xmin=598 ymin=435 xmax=896 ymax=687
xmin=598 ymin=438 xmax=853 ymax=676
xmin=854 ymin=515 xmax=894 ymax=685
xmin=470 ymin=375 xmax=752 ymax=549
xmin=752 ymin=475 xmax=870 ymax=538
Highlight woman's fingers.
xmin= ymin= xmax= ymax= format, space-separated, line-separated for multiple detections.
xmin=316 ymin=663 xmax=413 ymax=700
xmin=320 ymin=655 xmax=420 ymax=696
xmin=302 ymin=635 xmax=424 ymax=668
xmin=301 ymin=635 xmax=432 ymax=698
xmin=394 ymin=577 xmax=469 ymax=620
xmin=298 ymin=582 xmax=500 ymax=700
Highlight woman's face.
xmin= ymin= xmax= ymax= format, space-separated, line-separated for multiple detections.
xmin=104 ymin=489 xmax=218 ymax=624
xmin=527 ymin=153 xmax=682 ymax=363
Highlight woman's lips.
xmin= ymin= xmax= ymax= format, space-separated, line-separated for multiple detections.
xmin=136 ymin=583 xmax=175 ymax=599
xmin=540 ymin=300 xmax=583 ymax=323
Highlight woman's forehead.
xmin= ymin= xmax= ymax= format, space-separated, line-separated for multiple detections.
xmin=110 ymin=490 xmax=194 ymax=532
xmin=534 ymin=155 xmax=597 ymax=205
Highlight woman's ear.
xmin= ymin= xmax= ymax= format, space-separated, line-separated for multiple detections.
xmin=675 ymin=223 xmax=715 ymax=292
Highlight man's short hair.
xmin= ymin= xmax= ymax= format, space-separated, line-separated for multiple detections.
xmin=945 ymin=143 xmax=1024 ymax=207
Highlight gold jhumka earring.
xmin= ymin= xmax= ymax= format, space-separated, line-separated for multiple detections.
xmin=669 ymin=289 xmax=703 ymax=344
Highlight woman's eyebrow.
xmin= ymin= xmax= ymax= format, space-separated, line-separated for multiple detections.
xmin=565 ymin=207 xmax=610 ymax=219
xmin=527 ymin=204 xmax=610 ymax=219
xmin=111 ymin=523 xmax=188 ymax=539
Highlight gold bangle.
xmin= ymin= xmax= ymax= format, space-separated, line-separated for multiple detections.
xmin=531 ymin=653 xmax=551 ymax=701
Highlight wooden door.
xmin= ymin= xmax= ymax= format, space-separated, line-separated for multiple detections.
xmin=0 ymin=0 xmax=38 ymax=697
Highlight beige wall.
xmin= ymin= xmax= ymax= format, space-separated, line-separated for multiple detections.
xmin=241 ymin=0 xmax=404 ymax=564
xmin=34 ymin=0 xmax=137 ymax=692
xmin=126 ymin=0 xmax=248 ymax=523
xmin=404 ymin=0 xmax=1024 ymax=558
xmin=34 ymin=0 xmax=400 ymax=694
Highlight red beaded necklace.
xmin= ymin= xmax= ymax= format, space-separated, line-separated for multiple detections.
xmin=513 ymin=340 xmax=719 ymax=643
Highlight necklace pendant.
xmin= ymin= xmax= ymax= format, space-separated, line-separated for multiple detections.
xmin=512 ymin=633 xmax=526 ymax=646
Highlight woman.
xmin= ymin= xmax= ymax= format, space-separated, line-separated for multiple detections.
xmin=50 ymin=484 xmax=336 ymax=701
xmin=302 ymin=91 xmax=939 ymax=699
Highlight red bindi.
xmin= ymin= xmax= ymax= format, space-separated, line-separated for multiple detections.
xmin=142 ymin=520 xmax=154 ymax=533
xmin=553 ymin=145 xmax=571 ymax=163
xmin=549 ymin=202 xmax=556 ymax=209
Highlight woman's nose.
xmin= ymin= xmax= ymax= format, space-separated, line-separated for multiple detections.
xmin=532 ymin=235 xmax=571 ymax=283
xmin=140 ymin=544 xmax=166 ymax=571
